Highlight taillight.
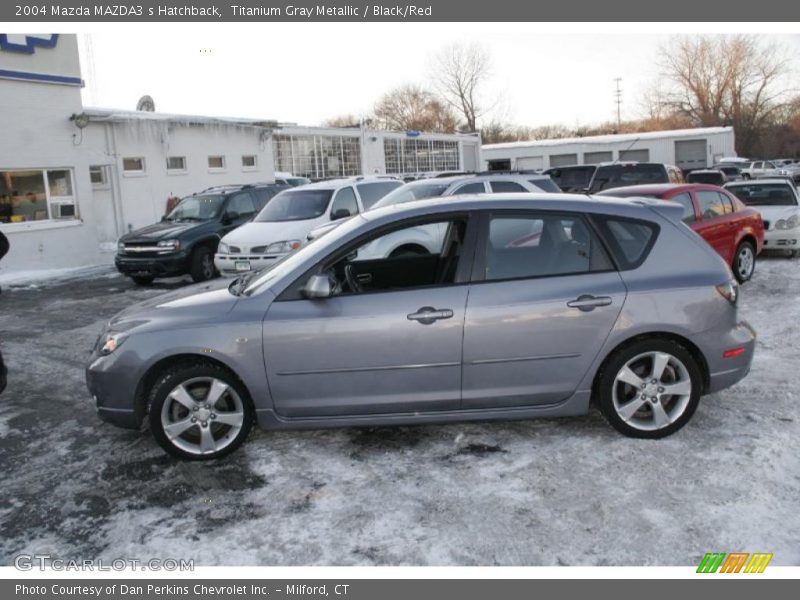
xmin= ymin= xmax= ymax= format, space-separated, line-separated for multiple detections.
xmin=715 ymin=280 xmax=738 ymax=305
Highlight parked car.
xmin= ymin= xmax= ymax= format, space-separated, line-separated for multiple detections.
xmin=686 ymin=169 xmax=729 ymax=186
xmin=739 ymin=160 xmax=790 ymax=180
xmin=88 ymin=193 xmax=756 ymax=459
xmin=596 ymin=183 xmax=764 ymax=282
xmin=587 ymin=162 xmax=684 ymax=193
xmin=115 ymin=183 xmax=289 ymax=285
xmin=305 ymin=173 xmax=561 ymax=242
xmin=274 ymin=172 xmax=311 ymax=187
xmin=213 ymin=177 xmax=402 ymax=276
xmin=724 ymin=179 xmax=800 ymax=257
xmin=543 ymin=165 xmax=597 ymax=192
xmin=713 ymin=165 xmax=745 ymax=182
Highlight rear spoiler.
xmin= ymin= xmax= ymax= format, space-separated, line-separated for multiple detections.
xmin=625 ymin=197 xmax=686 ymax=222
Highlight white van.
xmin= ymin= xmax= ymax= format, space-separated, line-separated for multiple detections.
xmin=214 ymin=177 xmax=401 ymax=276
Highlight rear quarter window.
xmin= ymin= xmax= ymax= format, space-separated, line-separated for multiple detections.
xmin=592 ymin=216 xmax=660 ymax=270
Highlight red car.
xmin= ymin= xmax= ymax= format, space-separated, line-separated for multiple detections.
xmin=596 ymin=183 xmax=765 ymax=283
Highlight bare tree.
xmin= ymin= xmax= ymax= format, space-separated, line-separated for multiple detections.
xmin=372 ymin=84 xmax=458 ymax=133
xmin=658 ymin=34 xmax=792 ymax=154
xmin=432 ymin=43 xmax=491 ymax=132
xmin=322 ymin=114 xmax=361 ymax=128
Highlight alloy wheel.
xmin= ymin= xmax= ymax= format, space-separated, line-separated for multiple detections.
xmin=737 ymin=245 xmax=755 ymax=280
xmin=160 ymin=377 xmax=245 ymax=456
xmin=611 ymin=351 xmax=693 ymax=432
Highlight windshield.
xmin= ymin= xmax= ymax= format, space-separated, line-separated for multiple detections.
xmin=726 ymin=184 xmax=798 ymax=206
xmin=370 ymin=183 xmax=449 ymax=210
xmin=545 ymin=167 xmax=594 ymax=189
xmin=591 ymin=165 xmax=667 ymax=191
xmin=243 ymin=215 xmax=368 ymax=295
xmin=166 ymin=194 xmax=225 ymax=221
xmin=254 ymin=189 xmax=333 ymax=222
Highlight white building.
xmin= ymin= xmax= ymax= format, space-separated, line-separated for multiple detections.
xmin=0 ymin=34 xmax=481 ymax=275
xmin=482 ymin=127 xmax=737 ymax=172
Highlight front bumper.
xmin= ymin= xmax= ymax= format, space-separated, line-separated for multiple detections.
xmin=214 ymin=253 xmax=283 ymax=277
xmin=762 ymin=229 xmax=800 ymax=251
xmin=115 ymin=252 xmax=189 ymax=278
xmin=86 ymin=352 xmax=143 ymax=429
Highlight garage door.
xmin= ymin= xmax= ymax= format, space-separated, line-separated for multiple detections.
xmin=583 ymin=151 xmax=613 ymax=164
xmin=549 ymin=154 xmax=578 ymax=167
xmin=619 ymin=149 xmax=650 ymax=162
xmin=675 ymin=139 xmax=707 ymax=171
xmin=515 ymin=156 xmax=544 ymax=170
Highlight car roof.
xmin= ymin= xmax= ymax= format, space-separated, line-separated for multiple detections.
xmin=287 ymin=176 xmax=399 ymax=191
xmin=362 ymin=192 xmax=678 ymax=223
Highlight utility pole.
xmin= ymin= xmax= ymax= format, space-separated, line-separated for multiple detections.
xmin=614 ymin=78 xmax=623 ymax=130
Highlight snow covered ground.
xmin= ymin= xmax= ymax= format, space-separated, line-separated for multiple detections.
xmin=0 ymin=258 xmax=798 ymax=566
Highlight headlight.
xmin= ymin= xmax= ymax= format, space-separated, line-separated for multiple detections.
xmin=775 ymin=216 xmax=799 ymax=230
xmin=157 ymin=239 xmax=181 ymax=252
xmin=265 ymin=240 xmax=302 ymax=254
xmin=218 ymin=242 xmax=229 ymax=254
xmin=715 ymin=280 xmax=738 ymax=305
xmin=98 ymin=332 xmax=127 ymax=355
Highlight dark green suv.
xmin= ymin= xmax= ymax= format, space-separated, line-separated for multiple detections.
xmin=115 ymin=183 xmax=288 ymax=285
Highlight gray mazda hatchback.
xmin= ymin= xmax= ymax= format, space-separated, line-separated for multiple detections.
xmin=87 ymin=194 xmax=755 ymax=459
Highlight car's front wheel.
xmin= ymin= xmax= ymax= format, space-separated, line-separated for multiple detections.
xmin=597 ymin=339 xmax=702 ymax=439
xmin=733 ymin=240 xmax=756 ymax=283
xmin=190 ymin=247 xmax=216 ymax=282
xmin=148 ymin=362 xmax=253 ymax=460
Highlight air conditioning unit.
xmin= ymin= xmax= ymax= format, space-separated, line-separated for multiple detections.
xmin=51 ymin=202 xmax=76 ymax=219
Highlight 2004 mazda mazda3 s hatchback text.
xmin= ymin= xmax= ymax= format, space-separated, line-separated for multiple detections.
xmin=86 ymin=194 xmax=756 ymax=459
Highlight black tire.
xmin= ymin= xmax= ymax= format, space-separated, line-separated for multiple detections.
xmin=742 ymin=173 xmax=751 ymax=180
xmin=130 ymin=275 xmax=154 ymax=286
xmin=596 ymin=338 xmax=703 ymax=439
xmin=791 ymin=249 xmax=800 ymax=259
xmin=148 ymin=362 xmax=254 ymax=460
xmin=189 ymin=246 xmax=216 ymax=282
xmin=732 ymin=240 xmax=756 ymax=283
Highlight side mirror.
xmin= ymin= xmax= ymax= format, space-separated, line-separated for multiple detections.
xmin=222 ymin=211 xmax=240 ymax=225
xmin=331 ymin=208 xmax=351 ymax=221
xmin=303 ymin=274 xmax=332 ymax=299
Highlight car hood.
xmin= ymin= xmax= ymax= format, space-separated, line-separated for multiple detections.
xmin=120 ymin=219 xmax=210 ymax=242
xmin=221 ymin=219 xmax=322 ymax=246
xmin=754 ymin=205 xmax=799 ymax=224
xmin=108 ymin=278 xmax=237 ymax=331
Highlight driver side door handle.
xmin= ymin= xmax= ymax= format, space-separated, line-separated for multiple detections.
xmin=407 ymin=306 xmax=454 ymax=325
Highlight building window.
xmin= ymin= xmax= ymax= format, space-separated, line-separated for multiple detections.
xmin=0 ymin=169 xmax=78 ymax=223
xmin=272 ymin=134 xmax=362 ymax=179
xmin=241 ymin=155 xmax=257 ymax=170
xmin=383 ymin=138 xmax=459 ymax=174
xmin=89 ymin=165 xmax=108 ymax=187
xmin=208 ymin=155 xmax=226 ymax=170
xmin=166 ymin=156 xmax=187 ymax=173
xmin=122 ymin=157 xmax=145 ymax=173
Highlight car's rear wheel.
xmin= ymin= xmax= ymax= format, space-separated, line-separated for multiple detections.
xmin=130 ymin=275 xmax=154 ymax=286
xmin=597 ymin=339 xmax=702 ymax=439
xmin=148 ymin=363 xmax=253 ymax=460
xmin=190 ymin=247 xmax=216 ymax=282
xmin=733 ymin=240 xmax=756 ymax=283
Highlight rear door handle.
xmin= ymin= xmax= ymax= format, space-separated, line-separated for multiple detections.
xmin=407 ymin=306 xmax=454 ymax=325
xmin=567 ymin=295 xmax=613 ymax=312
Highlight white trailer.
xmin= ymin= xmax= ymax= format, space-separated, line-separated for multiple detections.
xmin=482 ymin=127 xmax=736 ymax=172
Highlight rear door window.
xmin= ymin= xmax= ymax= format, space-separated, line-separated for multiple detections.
xmin=452 ymin=182 xmax=486 ymax=195
xmin=483 ymin=213 xmax=613 ymax=280
xmin=355 ymin=181 xmax=402 ymax=210
xmin=696 ymin=191 xmax=726 ymax=218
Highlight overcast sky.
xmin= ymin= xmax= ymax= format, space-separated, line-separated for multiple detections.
xmin=76 ymin=26 xmax=800 ymax=129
